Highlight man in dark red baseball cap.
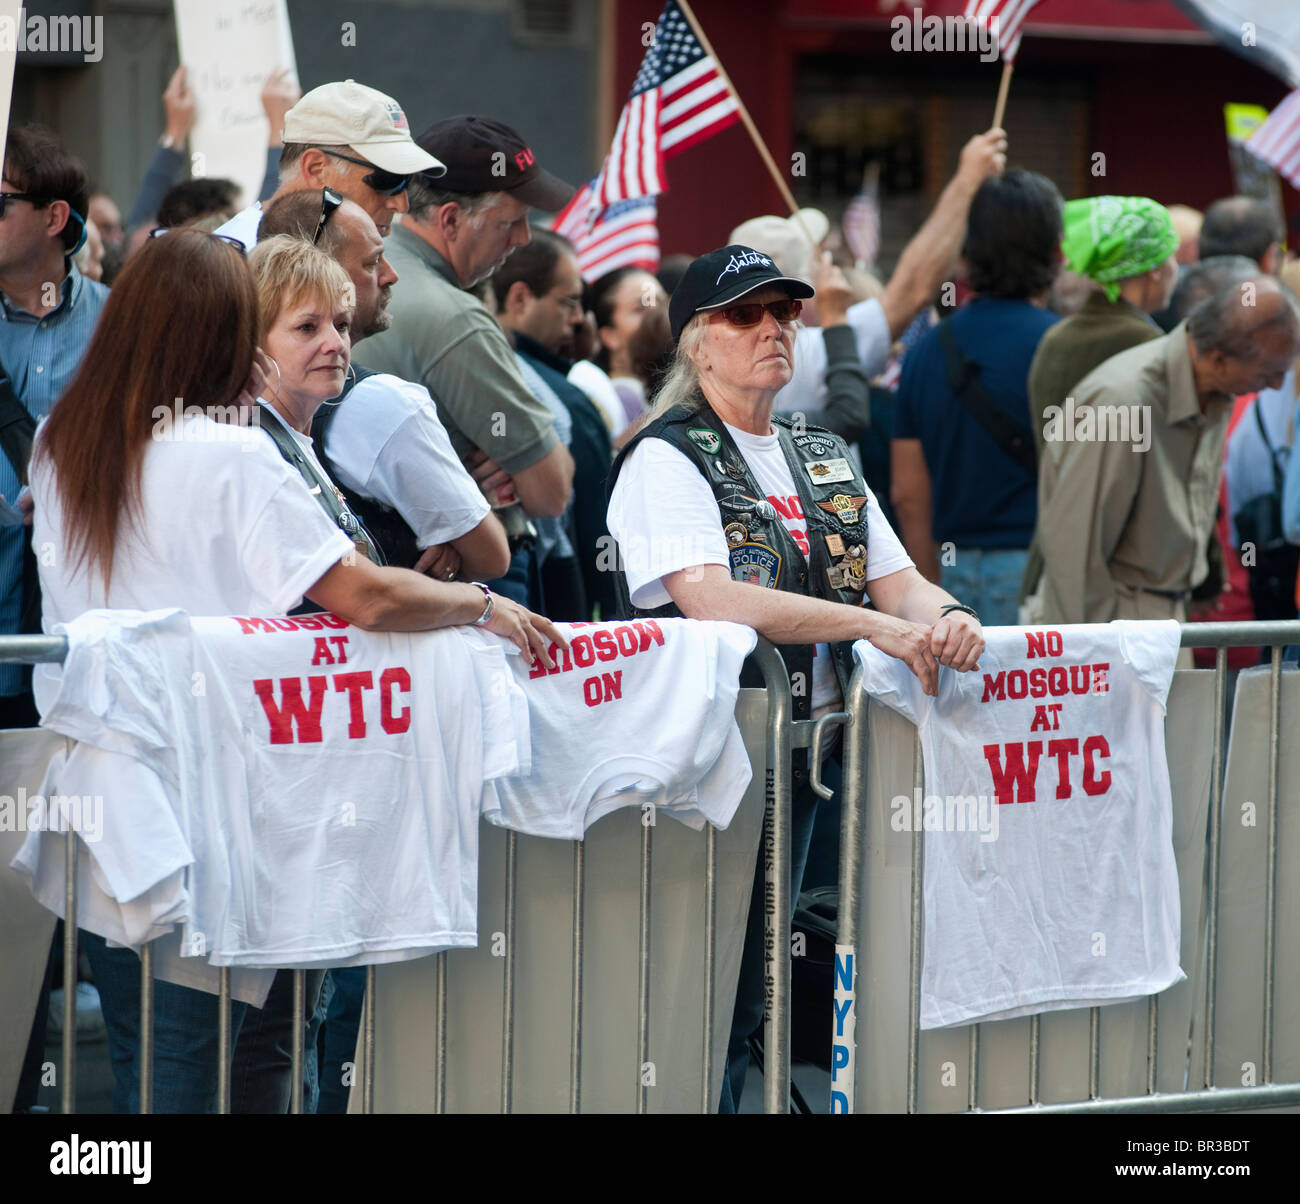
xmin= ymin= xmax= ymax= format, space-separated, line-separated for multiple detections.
xmin=353 ymin=116 xmax=578 ymax=612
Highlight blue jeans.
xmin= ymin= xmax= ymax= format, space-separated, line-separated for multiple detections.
xmin=718 ymin=758 xmax=834 ymax=1113
xmin=229 ymin=967 xmax=327 ymax=1113
xmin=316 ymin=966 xmax=367 ymax=1114
xmin=81 ymin=931 xmax=249 ymax=1114
xmin=942 ymin=547 xmax=1029 ymax=627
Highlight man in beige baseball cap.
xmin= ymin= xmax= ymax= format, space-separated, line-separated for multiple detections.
xmin=220 ymin=79 xmax=445 ymax=247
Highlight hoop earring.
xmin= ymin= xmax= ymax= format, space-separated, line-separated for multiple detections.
xmin=263 ymin=355 xmax=282 ymax=401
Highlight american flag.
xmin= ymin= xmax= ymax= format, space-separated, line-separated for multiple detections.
xmin=1245 ymin=88 xmax=1300 ymax=190
xmin=553 ymin=182 xmax=659 ymax=282
xmin=593 ymin=0 xmax=740 ymax=207
xmin=963 ymin=0 xmax=1044 ymax=63
xmin=843 ymin=163 xmax=881 ymax=270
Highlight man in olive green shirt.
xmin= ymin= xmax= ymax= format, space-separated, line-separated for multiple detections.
xmin=1028 ymin=278 xmax=1300 ymax=625
xmin=356 ymin=116 xmax=575 ymax=606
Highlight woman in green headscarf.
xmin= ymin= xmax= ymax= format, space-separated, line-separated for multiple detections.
xmin=1020 ymin=195 xmax=1179 ymax=601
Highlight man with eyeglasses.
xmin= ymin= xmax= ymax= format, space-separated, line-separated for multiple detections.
xmin=217 ymin=79 xmax=445 ymax=250
xmin=0 ymin=125 xmax=109 ymax=730
xmin=355 ymin=116 xmax=578 ymax=611
xmin=0 ymin=123 xmax=110 ymax=1116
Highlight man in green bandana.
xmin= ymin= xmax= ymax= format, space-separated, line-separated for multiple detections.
xmin=1020 ymin=196 xmax=1179 ymax=602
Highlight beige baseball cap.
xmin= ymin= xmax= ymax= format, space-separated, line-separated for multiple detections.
xmin=282 ymin=80 xmax=446 ymax=177
xmin=729 ymin=209 xmax=830 ymax=283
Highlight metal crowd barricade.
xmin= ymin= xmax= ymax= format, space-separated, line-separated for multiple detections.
xmin=0 ymin=632 xmax=800 ymax=1115
xmin=830 ymin=620 xmax=1300 ymax=1115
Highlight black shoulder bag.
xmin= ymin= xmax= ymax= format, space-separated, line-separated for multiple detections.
xmin=938 ymin=320 xmax=1037 ymax=475
xmin=0 ymin=373 xmax=41 ymax=691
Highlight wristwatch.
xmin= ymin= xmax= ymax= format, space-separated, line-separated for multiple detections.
xmin=469 ymin=581 xmax=494 ymax=627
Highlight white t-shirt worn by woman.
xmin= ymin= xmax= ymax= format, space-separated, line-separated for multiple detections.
xmin=607 ymin=418 xmax=912 ymax=712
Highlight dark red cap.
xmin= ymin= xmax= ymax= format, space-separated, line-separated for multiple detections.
xmin=415 ymin=115 xmax=574 ymax=212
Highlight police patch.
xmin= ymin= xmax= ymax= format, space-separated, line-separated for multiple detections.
xmin=729 ymin=542 xmax=781 ymax=588
xmin=688 ymin=427 xmax=721 ymax=454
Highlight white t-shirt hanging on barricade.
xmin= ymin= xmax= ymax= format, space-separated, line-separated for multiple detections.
xmin=481 ymin=618 xmax=757 ymax=839
xmin=607 ymin=420 xmax=911 ymax=714
xmin=853 ymin=620 xmax=1184 ymax=1030
xmin=36 ymin=608 xmax=529 ymax=969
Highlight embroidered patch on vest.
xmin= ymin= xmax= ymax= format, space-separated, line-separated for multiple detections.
xmin=794 ymin=434 xmax=835 ymax=458
xmin=687 ymin=427 xmax=721 ymax=454
xmin=730 ymin=542 xmax=781 ymax=588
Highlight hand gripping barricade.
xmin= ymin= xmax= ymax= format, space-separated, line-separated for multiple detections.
xmin=827 ymin=620 xmax=1300 ymax=1115
xmin=0 ymin=627 xmax=802 ymax=1115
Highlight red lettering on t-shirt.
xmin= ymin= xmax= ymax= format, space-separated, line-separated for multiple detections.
xmin=253 ymin=676 xmax=327 ymax=744
xmin=983 ymin=740 xmax=1043 ymax=804
xmin=333 ymin=671 xmax=375 ymax=739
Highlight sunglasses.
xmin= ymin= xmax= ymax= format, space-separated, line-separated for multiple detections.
xmin=149 ymin=227 xmax=247 ymax=256
xmin=715 ymin=298 xmax=803 ymax=328
xmin=320 ymin=150 xmax=410 ymax=196
xmin=0 ymin=192 xmax=49 ymax=218
xmin=313 ymin=187 xmax=344 ymax=246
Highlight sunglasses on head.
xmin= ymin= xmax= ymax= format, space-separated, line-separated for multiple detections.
xmin=313 ymin=187 xmax=344 ymax=246
xmin=320 ymin=150 xmax=410 ymax=196
xmin=149 ymin=226 xmax=247 ymax=256
xmin=714 ymin=297 xmax=803 ymax=328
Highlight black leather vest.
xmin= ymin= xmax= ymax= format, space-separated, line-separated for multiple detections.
xmin=310 ymin=366 xmax=421 ymax=570
xmin=607 ymin=400 xmax=874 ymax=725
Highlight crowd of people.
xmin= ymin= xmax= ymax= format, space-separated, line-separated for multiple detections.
xmin=3 ymin=65 xmax=1300 ymax=1115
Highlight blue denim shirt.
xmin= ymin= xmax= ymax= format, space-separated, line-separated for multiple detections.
xmin=0 ymin=263 xmax=109 ymax=695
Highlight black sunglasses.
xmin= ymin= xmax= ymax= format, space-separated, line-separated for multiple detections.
xmin=149 ymin=226 xmax=247 ymax=256
xmin=313 ymin=187 xmax=344 ymax=246
xmin=320 ymin=150 xmax=410 ymax=196
xmin=0 ymin=192 xmax=49 ymax=218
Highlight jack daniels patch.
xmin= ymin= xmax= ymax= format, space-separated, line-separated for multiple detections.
xmin=793 ymin=432 xmax=836 ymax=459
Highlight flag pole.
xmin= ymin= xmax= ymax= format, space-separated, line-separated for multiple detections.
xmin=991 ymin=60 xmax=1014 ymax=130
xmin=675 ymin=0 xmax=817 ymax=246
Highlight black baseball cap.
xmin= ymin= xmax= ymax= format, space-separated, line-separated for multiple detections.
xmin=668 ymin=244 xmax=815 ymax=341
xmin=415 ymin=115 xmax=575 ymax=212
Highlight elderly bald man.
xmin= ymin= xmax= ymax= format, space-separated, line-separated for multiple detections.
xmin=1028 ymin=276 xmax=1300 ymax=629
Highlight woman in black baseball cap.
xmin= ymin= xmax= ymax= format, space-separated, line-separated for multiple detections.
xmin=605 ymin=243 xmax=985 ymax=1110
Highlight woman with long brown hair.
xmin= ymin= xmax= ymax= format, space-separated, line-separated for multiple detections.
xmin=30 ymin=227 xmax=563 ymax=1112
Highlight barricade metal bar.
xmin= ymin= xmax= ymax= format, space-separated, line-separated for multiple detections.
xmin=0 ymin=634 xmax=67 ymax=663
xmin=994 ymin=1082 xmax=1300 ymax=1115
xmin=1203 ymin=646 xmax=1227 ymax=1087
xmin=701 ymin=825 xmax=716 ymax=1114
xmin=1146 ymin=997 xmax=1157 ymax=1096
xmin=749 ymin=639 xmax=792 ymax=1116
xmin=810 ymin=711 xmax=848 ymax=800
xmin=362 ymin=965 xmax=375 ymax=1114
xmin=1088 ymin=1007 xmax=1100 ymax=1099
xmin=290 ymin=970 xmax=304 ymax=1114
xmin=636 ymin=819 xmax=653 ymax=1114
xmin=217 ymin=968 xmax=231 ymax=1114
xmin=1264 ymin=652 xmax=1280 ymax=1083
xmin=1027 ymin=1015 xmax=1040 ymax=1105
xmin=968 ymin=1026 xmax=979 ymax=1111
xmin=61 ymin=832 xmax=77 ymax=1115
xmin=906 ymin=731 xmax=922 ymax=1114
xmin=833 ymin=673 xmax=867 ymax=1115
xmin=434 ymin=952 xmax=447 ymax=1114
xmin=500 ymin=829 xmax=518 ymax=1114
xmin=570 ymin=840 xmax=584 ymax=1115
xmin=138 ymin=942 xmax=153 ymax=1114
xmin=1177 ymin=620 xmax=1300 ymax=646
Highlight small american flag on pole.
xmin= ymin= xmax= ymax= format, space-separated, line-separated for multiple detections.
xmin=963 ymin=0 xmax=1043 ymax=63
xmin=593 ymin=0 xmax=740 ymax=207
xmin=553 ymin=182 xmax=659 ymax=282
xmin=1245 ymin=88 xmax=1300 ymax=191
xmin=843 ymin=163 xmax=881 ymax=270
